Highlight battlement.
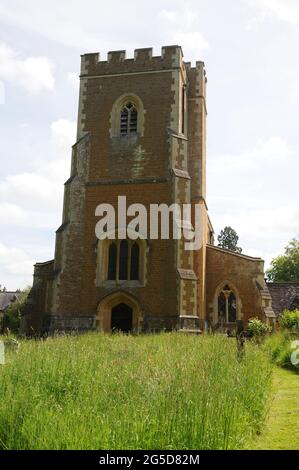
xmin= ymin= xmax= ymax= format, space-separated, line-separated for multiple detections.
xmin=80 ymin=45 xmax=188 ymax=76
xmin=186 ymin=61 xmax=208 ymax=99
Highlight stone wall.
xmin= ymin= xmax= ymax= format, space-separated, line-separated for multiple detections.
xmin=21 ymin=260 xmax=54 ymax=335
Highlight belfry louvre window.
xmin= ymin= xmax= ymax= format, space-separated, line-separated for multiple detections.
xmin=120 ymin=102 xmax=138 ymax=135
xmin=107 ymin=240 xmax=140 ymax=281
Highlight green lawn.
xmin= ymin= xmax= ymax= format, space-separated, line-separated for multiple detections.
xmin=0 ymin=333 xmax=272 ymax=450
xmin=250 ymin=367 xmax=299 ymax=450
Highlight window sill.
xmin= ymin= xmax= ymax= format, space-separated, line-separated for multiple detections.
xmin=111 ymin=133 xmax=139 ymax=141
xmin=97 ymin=280 xmax=144 ymax=288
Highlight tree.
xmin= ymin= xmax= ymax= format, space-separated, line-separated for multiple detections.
xmin=267 ymin=237 xmax=299 ymax=282
xmin=1 ymin=287 xmax=31 ymax=334
xmin=0 ymin=285 xmax=7 ymax=292
xmin=217 ymin=226 xmax=242 ymax=253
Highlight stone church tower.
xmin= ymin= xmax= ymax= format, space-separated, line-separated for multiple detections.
xmin=22 ymin=45 xmax=275 ymax=335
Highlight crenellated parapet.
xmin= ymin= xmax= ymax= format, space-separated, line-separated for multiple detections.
xmin=80 ymin=45 xmax=185 ymax=76
xmin=186 ymin=61 xmax=207 ymax=101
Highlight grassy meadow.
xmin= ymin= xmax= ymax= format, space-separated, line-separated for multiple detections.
xmin=0 ymin=333 xmax=273 ymax=450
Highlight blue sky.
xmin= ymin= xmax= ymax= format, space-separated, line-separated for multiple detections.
xmin=0 ymin=0 xmax=299 ymax=289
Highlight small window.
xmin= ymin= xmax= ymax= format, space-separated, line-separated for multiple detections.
xmin=120 ymin=102 xmax=138 ymax=135
xmin=119 ymin=240 xmax=129 ymax=280
xmin=130 ymin=243 xmax=140 ymax=281
xmin=108 ymin=243 xmax=117 ymax=280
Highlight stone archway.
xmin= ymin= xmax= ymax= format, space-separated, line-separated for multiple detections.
xmin=96 ymin=291 xmax=142 ymax=333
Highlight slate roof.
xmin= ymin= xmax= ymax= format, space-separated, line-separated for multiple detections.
xmin=0 ymin=292 xmax=21 ymax=311
xmin=267 ymin=282 xmax=299 ymax=316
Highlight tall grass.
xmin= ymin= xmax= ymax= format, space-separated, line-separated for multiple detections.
xmin=0 ymin=333 xmax=272 ymax=450
xmin=264 ymin=331 xmax=299 ymax=372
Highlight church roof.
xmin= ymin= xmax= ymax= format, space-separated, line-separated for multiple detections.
xmin=0 ymin=292 xmax=21 ymax=312
xmin=267 ymin=282 xmax=299 ymax=316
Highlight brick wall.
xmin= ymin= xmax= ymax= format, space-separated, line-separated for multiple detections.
xmin=206 ymin=245 xmax=265 ymax=325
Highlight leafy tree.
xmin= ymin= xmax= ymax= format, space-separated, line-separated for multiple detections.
xmin=0 ymin=285 xmax=7 ymax=292
xmin=1 ymin=287 xmax=30 ymax=334
xmin=267 ymin=237 xmax=299 ymax=282
xmin=217 ymin=226 xmax=242 ymax=253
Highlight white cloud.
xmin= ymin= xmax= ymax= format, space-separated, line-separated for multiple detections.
xmin=209 ymin=136 xmax=294 ymax=175
xmin=0 ymin=2 xmax=208 ymax=60
xmin=0 ymin=242 xmax=34 ymax=276
xmin=0 ymin=79 xmax=5 ymax=104
xmin=0 ymin=202 xmax=28 ymax=225
xmin=244 ymin=248 xmax=282 ymax=269
xmin=213 ymin=204 xmax=299 ymax=236
xmin=0 ymin=118 xmax=75 ymax=288
xmin=159 ymin=8 xmax=209 ymax=59
xmin=0 ymin=119 xmax=76 ymax=226
xmin=208 ymin=136 xmax=299 ymax=262
xmin=246 ymin=0 xmax=299 ymax=27
xmin=51 ymin=119 xmax=76 ymax=156
xmin=290 ymin=80 xmax=299 ymax=104
xmin=159 ymin=8 xmax=198 ymax=30
xmin=176 ymin=31 xmax=209 ymax=59
xmin=0 ymin=1 xmax=100 ymax=49
xmin=67 ymin=72 xmax=79 ymax=89
xmin=0 ymin=42 xmax=55 ymax=93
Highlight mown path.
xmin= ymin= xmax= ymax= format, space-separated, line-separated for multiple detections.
xmin=250 ymin=367 xmax=299 ymax=450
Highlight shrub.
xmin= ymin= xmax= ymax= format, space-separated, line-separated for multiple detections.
xmin=279 ymin=310 xmax=299 ymax=332
xmin=247 ymin=318 xmax=272 ymax=341
xmin=1 ymin=287 xmax=30 ymax=334
xmin=264 ymin=331 xmax=299 ymax=372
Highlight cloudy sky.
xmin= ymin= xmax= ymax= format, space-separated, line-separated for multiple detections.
xmin=0 ymin=0 xmax=299 ymax=289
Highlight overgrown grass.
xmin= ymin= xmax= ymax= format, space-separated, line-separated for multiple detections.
xmin=0 ymin=333 xmax=272 ymax=450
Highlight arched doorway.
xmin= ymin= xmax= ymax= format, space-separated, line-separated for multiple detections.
xmin=111 ymin=303 xmax=133 ymax=332
xmin=96 ymin=291 xmax=142 ymax=333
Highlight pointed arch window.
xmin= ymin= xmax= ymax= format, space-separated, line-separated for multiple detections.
xmin=130 ymin=243 xmax=140 ymax=281
xmin=108 ymin=243 xmax=117 ymax=280
xmin=218 ymin=285 xmax=237 ymax=323
xmin=106 ymin=239 xmax=142 ymax=282
xmin=120 ymin=102 xmax=138 ymax=135
xmin=119 ymin=240 xmax=129 ymax=280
